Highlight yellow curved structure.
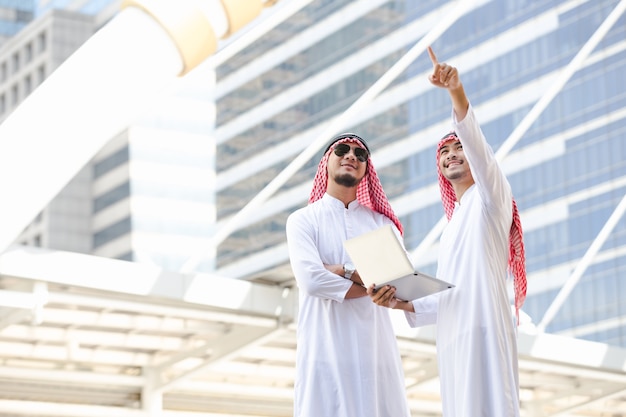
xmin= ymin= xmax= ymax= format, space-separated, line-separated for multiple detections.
xmin=122 ymin=0 xmax=273 ymax=74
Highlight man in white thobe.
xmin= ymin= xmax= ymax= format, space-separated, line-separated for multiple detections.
xmin=369 ymin=47 xmax=526 ymax=416
xmin=286 ymin=133 xmax=411 ymax=417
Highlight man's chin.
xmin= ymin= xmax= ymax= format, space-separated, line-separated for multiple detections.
xmin=445 ymin=169 xmax=466 ymax=181
xmin=334 ymin=174 xmax=359 ymax=187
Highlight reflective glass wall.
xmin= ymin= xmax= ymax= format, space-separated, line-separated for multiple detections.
xmin=0 ymin=0 xmax=34 ymax=42
xmin=214 ymin=0 xmax=626 ymax=347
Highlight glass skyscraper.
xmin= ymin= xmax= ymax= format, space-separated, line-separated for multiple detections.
xmin=35 ymin=0 xmax=118 ymax=17
xmin=6 ymin=0 xmax=625 ymax=350
xmin=212 ymin=0 xmax=626 ymax=348
xmin=0 ymin=0 xmax=34 ymax=43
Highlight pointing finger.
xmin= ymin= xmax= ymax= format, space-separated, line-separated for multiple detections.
xmin=427 ymin=46 xmax=438 ymax=66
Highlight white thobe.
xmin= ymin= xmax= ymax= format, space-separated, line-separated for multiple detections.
xmin=407 ymin=105 xmax=520 ymax=416
xmin=286 ymin=194 xmax=411 ymax=417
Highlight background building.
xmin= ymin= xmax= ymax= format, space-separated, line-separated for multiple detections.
xmin=0 ymin=0 xmax=34 ymax=45
xmin=210 ymin=0 xmax=626 ymax=348
xmin=35 ymin=0 xmax=119 ymax=17
xmin=0 ymin=8 xmax=97 ymax=256
xmin=1 ymin=1 xmax=217 ymax=271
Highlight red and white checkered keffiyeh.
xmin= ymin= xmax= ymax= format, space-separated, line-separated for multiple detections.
xmin=437 ymin=133 xmax=526 ymax=323
xmin=309 ymin=136 xmax=404 ymax=236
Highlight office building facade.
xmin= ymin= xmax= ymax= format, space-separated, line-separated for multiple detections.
xmin=0 ymin=0 xmax=34 ymax=45
xmin=35 ymin=0 xmax=117 ymax=16
xmin=1 ymin=8 xmax=96 ymax=254
xmin=2 ymin=4 xmax=217 ymax=271
xmin=3 ymin=0 xmax=625 ymax=348
xmin=212 ymin=0 xmax=626 ymax=347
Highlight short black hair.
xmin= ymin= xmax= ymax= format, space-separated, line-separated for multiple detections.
xmin=323 ymin=132 xmax=371 ymax=155
xmin=439 ymin=131 xmax=458 ymax=141
xmin=437 ymin=131 xmax=459 ymax=151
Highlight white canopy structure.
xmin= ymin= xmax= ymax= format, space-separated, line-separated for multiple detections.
xmin=0 ymin=245 xmax=625 ymax=417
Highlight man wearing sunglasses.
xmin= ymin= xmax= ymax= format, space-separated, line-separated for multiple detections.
xmin=286 ymin=133 xmax=411 ymax=417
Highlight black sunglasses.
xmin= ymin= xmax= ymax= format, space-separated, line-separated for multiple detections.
xmin=333 ymin=143 xmax=369 ymax=162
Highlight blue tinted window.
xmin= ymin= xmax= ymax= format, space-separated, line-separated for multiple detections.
xmin=94 ymin=146 xmax=129 ymax=178
xmin=93 ymin=182 xmax=130 ymax=213
xmin=93 ymin=217 xmax=131 ymax=248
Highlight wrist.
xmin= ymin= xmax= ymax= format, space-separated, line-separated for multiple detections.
xmin=394 ymin=300 xmax=413 ymax=312
xmin=342 ymin=263 xmax=355 ymax=280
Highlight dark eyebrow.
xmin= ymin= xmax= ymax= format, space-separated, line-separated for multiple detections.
xmin=439 ymin=143 xmax=451 ymax=152
xmin=439 ymin=141 xmax=462 ymax=151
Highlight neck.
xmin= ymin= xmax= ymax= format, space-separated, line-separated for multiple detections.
xmin=451 ymin=179 xmax=474 ymax=203
xmin=327 ymin=184 xmax=357 ymax=208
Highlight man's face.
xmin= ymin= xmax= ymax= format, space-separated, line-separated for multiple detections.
xmin=438 ymin=139 xmax=471 ymax=182
xmin=328 ymin=142 xmax=368 ymax=187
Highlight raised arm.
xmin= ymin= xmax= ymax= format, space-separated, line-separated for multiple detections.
xmin=429 ymin=47 xmax=512 ymax=220
xmin=427 ymin=46 xmax=469 ymax=121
